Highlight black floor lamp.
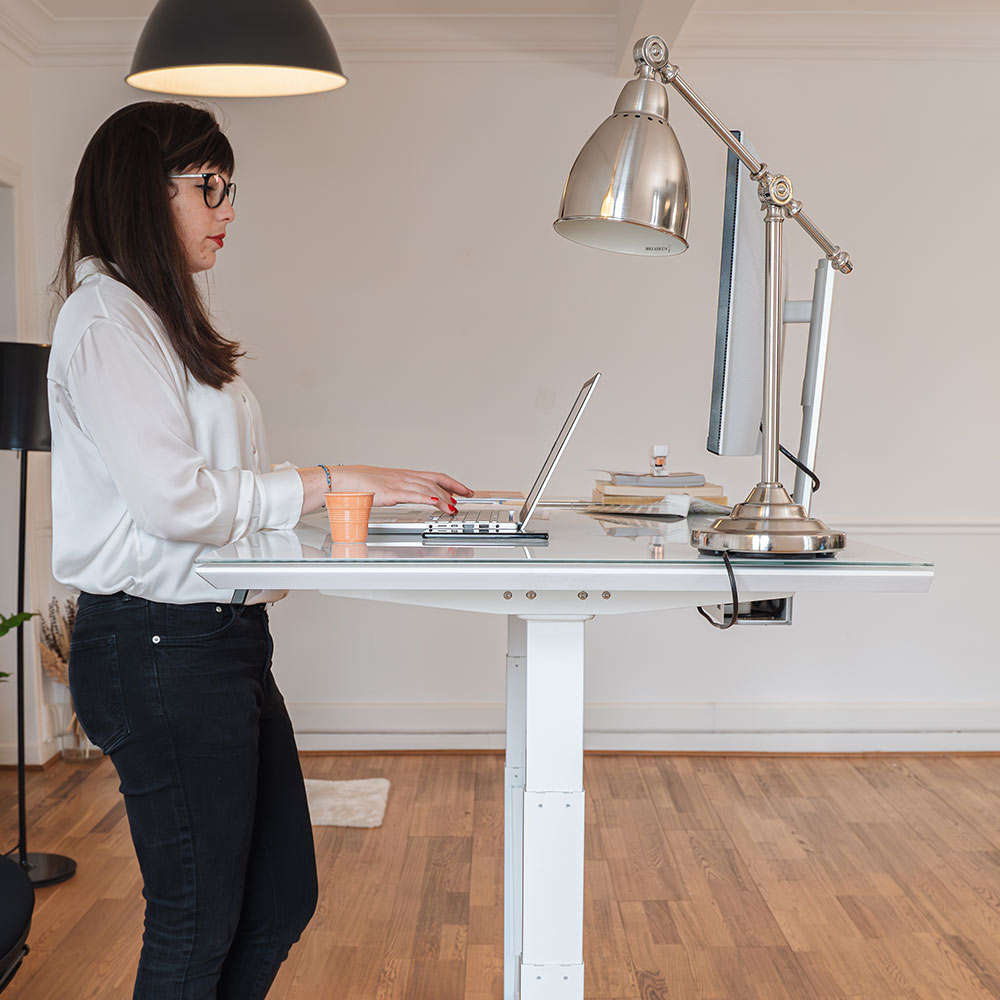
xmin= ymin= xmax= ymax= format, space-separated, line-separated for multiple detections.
xmin=0 ymin=341 xmax=76 ymax=887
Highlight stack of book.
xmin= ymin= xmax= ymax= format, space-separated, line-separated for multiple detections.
xmin=592 ymin=470 xmax=727 ymax=506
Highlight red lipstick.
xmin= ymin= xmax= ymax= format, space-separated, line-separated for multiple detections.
xmin=209 ymin=235 xmax=224 ymax=248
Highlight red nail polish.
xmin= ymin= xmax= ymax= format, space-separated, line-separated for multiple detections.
xmin=431 ymin=497 xmax=440 ymax=502
xmin=449 ymin=505 xmax=457 ymax=513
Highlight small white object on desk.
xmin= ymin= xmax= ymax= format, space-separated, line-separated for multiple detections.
xmin=650 ymin=444 xmax=670 ymax=475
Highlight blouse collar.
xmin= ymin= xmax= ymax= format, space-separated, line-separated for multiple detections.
xmin=74 ymin=256 xmax=124 ymax=286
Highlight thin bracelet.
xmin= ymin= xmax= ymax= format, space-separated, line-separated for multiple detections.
xmin=318 ymin=464 xmax=333 ymax=492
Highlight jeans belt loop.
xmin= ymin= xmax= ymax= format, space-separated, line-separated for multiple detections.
xmin=232 ymin=590 xmax=248 ymax=606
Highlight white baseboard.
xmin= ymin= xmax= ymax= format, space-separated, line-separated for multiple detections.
xmin=288 ymin=701 xmax=1000 ymax=754
xmin=0 ymin=737 xmax=61 ymax=768
xmin=295 ymin=732 xmax=508 ymax=752
xmin=7 ymin=703 xmax=998 ymax=758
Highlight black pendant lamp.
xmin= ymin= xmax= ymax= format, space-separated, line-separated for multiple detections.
xmin=127 ymin=0 xmax=347 ymax=98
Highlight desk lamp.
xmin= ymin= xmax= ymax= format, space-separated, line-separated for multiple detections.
xmin=555 ymin=36 xmax=851 ymax=557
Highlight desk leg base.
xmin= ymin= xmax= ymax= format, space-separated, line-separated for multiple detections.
xmin=519 ymin=962 xmax=585 ymax=999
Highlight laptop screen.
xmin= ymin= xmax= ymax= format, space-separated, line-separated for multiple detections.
xmin=518 ymin=373 xmax=601 ymax=526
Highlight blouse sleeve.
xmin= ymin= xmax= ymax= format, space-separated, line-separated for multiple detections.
xmin=66 ymin=318 xmax=303 ymax=547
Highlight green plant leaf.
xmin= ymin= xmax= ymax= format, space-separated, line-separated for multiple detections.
xmin=0 ymin=611 xmax=39 ymax=638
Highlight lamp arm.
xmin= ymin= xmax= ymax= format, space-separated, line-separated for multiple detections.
xmin=663 ymin=65 xmax=853 ymax=275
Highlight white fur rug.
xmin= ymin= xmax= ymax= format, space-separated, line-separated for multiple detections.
xmin=304 ymin=778 xmax=390 ymax=828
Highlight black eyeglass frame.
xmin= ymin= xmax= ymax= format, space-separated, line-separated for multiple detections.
xmin=168 ymin=172 xmax=237 ymax=208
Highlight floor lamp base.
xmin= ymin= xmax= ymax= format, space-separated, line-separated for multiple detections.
xmin=20 ymin=851 xmax=77 ymax=887
xmin=691 ymin=483 xmax=846 ymax=557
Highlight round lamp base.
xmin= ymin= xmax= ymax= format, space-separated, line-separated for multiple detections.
xmin=691 ymin=484 xmax=846 ymax=558
xmin=23 ymin=851 xmax=77 ymax=887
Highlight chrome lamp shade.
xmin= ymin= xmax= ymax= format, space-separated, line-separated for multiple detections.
xmin=127 ymin=0 xmax=347 ymax=98
xmin=554 ymin=72 xmax=690 ymax=256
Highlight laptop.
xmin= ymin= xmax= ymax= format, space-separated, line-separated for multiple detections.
xmin=369 ymin=373 xmax=601 ymax=536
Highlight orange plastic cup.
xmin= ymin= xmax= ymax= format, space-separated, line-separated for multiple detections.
xmin=325 ymin=492 xmax=375 ymax=543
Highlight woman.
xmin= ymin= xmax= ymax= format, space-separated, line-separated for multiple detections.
xmin=47 ymin=101 xmax=472 ymax=999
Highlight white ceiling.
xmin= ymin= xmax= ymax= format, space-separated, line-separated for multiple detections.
xmin=34 ymin=0 xmax=997 ymax=19
xmin=11 ymin=0 xmax=994 ymax=71
xmin=36 ymin=0 xmax=609 ymax=16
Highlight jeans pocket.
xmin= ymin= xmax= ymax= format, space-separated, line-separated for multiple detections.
xmin=155 ymin=603 xmax=240 ymax=645
xmin=68 ymin=634 xmax=130 ymax=754
xmin=74 ymin=594 xmax=134 ymax=624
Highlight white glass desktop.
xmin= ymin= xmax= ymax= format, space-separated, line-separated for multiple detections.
xmin=197 ymin=509 xmax=933 ymax=1000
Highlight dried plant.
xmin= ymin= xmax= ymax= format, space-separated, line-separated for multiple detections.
xmin=36 ymin=596 xmax=97 ymax=758
xmin=38 ymin=597 xmax=76 ymax=688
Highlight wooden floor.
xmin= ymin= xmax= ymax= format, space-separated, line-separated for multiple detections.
xmin=4 ymin=752 xmax=1000 ymax=999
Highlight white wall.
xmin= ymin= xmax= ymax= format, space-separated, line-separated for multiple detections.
xmin=0 ymin=30 xmax=50 ymax=765
xmin=13 ymin=10 xmax=1000 ymax=758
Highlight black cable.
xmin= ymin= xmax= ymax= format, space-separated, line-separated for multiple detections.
xmin=779 ymin=442 xmax=820 ymax=494
xmin=758 ymin=423 xmax=820 ymax=494
xmin=695 ymin=432 xmax=819 ymax=630
xmin=697 ymin=551 xmax=740 ymax=629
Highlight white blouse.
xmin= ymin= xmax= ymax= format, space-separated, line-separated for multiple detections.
xmin=47 ymin=257 xmax=304 ymax=605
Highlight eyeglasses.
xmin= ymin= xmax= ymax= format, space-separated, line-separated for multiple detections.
xmin=168 ymin=172 xmax=237 ymax=208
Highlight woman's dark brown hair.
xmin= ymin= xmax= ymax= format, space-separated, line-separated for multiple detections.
xmin=55 ymin=101 xmax=241 ymax=389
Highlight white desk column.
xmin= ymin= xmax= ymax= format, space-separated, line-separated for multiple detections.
xmin=504 ymin=616 xmax=527 ymax=1000
xmin=518 ymin=616 xmax=588 ymax=1000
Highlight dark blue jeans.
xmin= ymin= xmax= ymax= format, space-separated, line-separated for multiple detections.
xmin=68 ymin=592 xmax=318 ymax=999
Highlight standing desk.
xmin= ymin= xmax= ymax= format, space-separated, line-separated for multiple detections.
xmin=196 ymin=509 xmax=933 ymax=1000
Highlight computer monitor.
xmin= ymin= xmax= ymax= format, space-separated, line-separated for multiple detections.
xmin=707 ymin=130 xmax=765 ymax=457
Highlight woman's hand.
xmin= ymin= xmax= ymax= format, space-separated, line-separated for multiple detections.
xmin=332 ymin=465 xmax=474 ymax=514
xmin=335 ymin=466 xmax=474 ymax=512
xmin=298 ymin=465 xmax=474 ymax=516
